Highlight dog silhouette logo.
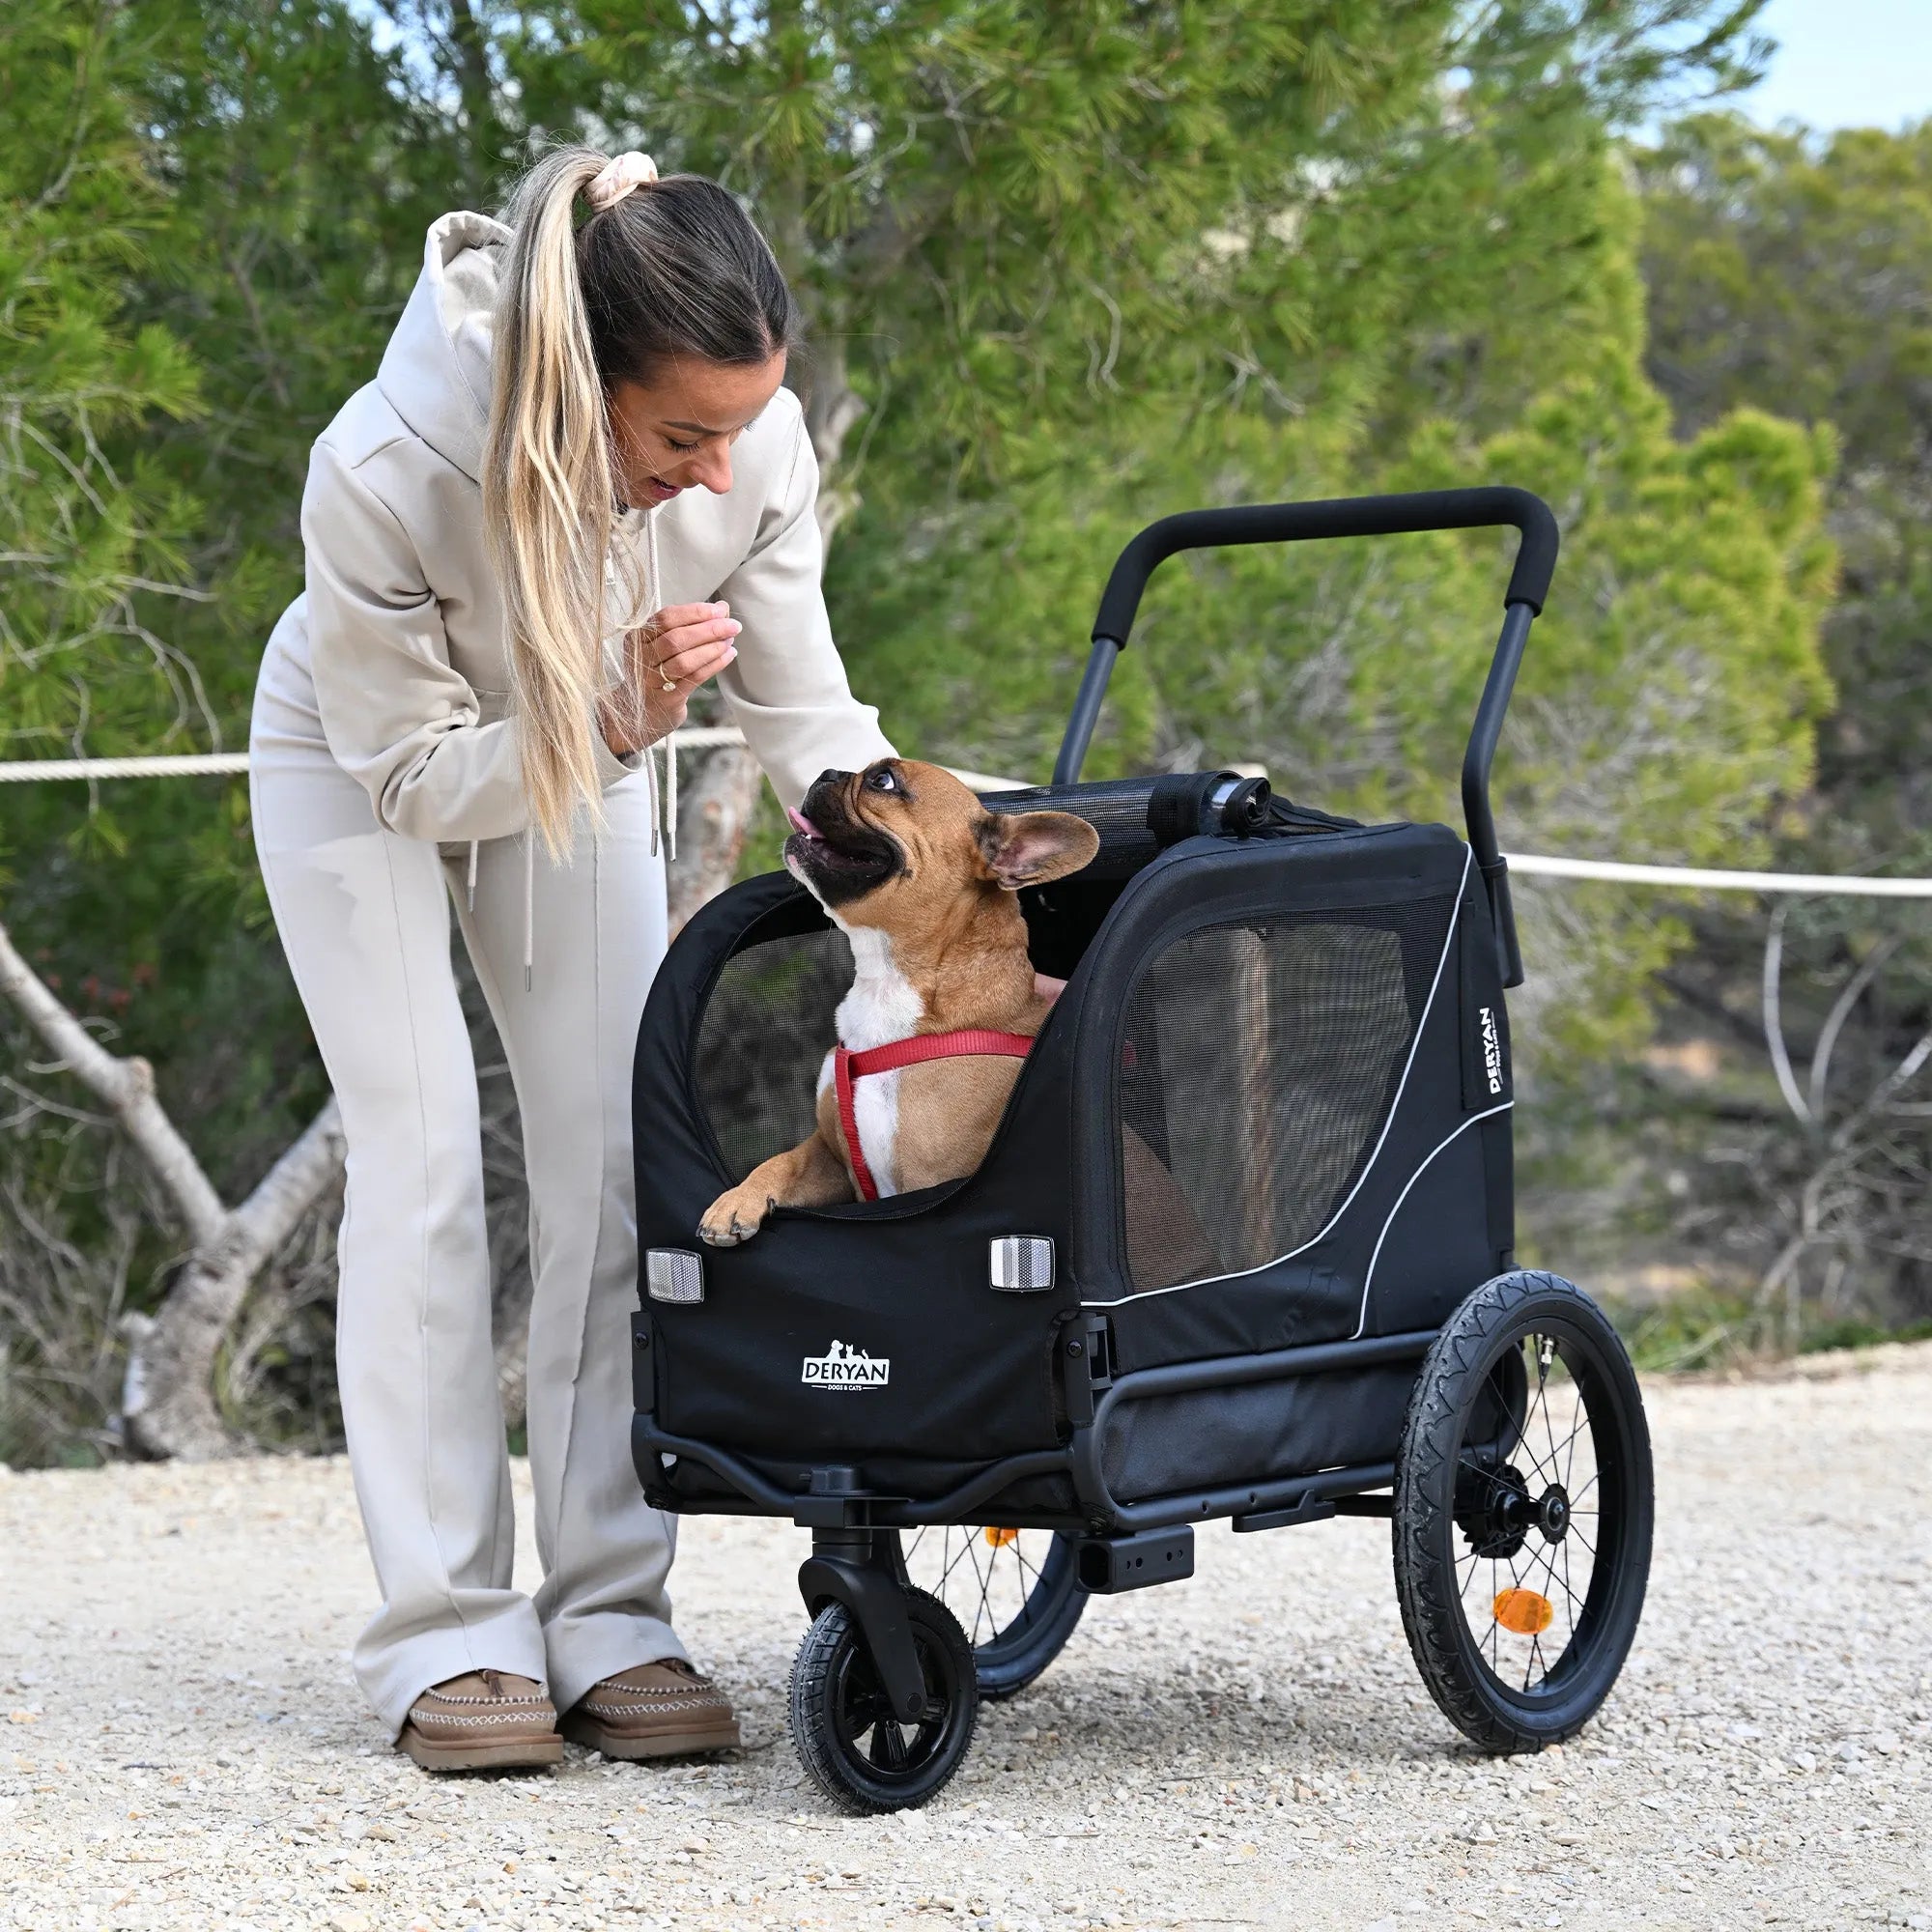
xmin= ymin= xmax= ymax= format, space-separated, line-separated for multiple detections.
xmin=801 ymin=1340 xmax=890 ymax=1389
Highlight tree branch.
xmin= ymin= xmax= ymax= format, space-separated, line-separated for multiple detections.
xmin=0 ymin=915 xmax=225 ymax=1241
xmin=1760 ymin=904 xmax=1811 ymax=1130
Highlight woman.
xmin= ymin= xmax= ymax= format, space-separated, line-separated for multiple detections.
xmin=250 ymin=146 xmax=892 ymax=1772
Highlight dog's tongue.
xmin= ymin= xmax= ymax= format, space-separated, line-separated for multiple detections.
xmin=786 ymin=806 xmax=824 ymax=841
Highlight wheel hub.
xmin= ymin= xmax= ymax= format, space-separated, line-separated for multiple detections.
xmin=1457 ymin=1461 xmax=1577 ymax=1558
xmin=1456 ymin=1459 xmax=1532 ymax=1559
xmin=1535 ymin=1482 xmax=1572 ymax=1542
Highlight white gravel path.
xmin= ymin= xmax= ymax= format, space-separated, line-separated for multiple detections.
xmin=2 ymin=1345 xmax=1929 ymax=1932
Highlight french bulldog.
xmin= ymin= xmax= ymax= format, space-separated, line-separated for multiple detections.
xmin=696 ymin=758 xmax=1099 ymax=1245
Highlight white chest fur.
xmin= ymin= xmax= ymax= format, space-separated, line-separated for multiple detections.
xmin=825 ymin=924 xmax=924 ymax=1198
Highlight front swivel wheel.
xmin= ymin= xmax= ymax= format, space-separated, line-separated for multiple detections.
xmin=789 ymin=1588 xmax=980 ymax=1812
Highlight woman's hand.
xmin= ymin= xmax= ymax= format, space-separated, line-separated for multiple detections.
xmin=598 ymin=601 xmax=741 ymax=755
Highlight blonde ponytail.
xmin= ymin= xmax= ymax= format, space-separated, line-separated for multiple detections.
xmin=483 ymin=146 xmax=632 ymax=860
xmin=484 ymin=147 xmax=801 ymax=857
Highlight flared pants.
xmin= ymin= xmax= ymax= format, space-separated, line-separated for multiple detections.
xmin=249 ymin=628 xmax=684 ymax=1735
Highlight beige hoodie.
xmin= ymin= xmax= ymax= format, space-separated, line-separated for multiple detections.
xmin=281 ymin=210 xmax=893 ymax=850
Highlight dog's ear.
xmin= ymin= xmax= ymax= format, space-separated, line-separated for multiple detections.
xmin=977 ymin=810 xmax=1100 ymax=891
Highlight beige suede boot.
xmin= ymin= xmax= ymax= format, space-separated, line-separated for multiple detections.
xmin=560 ymin=1660 xmax=740 ymax=1759
xmin=397 ymin=1669 xmax=563 ymax=1772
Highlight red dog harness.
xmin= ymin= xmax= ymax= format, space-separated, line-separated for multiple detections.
xmin=834 ymin=1029 xmax=1035 ymax=1202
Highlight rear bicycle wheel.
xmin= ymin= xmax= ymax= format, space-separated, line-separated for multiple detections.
xmin=1393 ymin=1270 xmax=1653 ymax=1752
xmin=901 ymin=1526 xmax=1087 ymax=1699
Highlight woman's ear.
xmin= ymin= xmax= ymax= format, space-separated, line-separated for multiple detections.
xmin=977 ymin=810 xmax=1101 ymax=891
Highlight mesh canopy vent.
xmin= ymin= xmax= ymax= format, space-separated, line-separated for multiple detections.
xmin=1117 ymin=896 xmax=1456 ymax=1293
xmin=981 ymin=778 xmax=1169 ymax=878
xmin=694 ymin=927 xmax=853 ymax=1181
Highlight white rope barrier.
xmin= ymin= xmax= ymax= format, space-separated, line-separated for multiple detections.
xmin=0 ymin=753 xmax=254 ymax=781
xmin=5 ymin=744 xmax=1928 ymax=898
xmin=1502 ymin=853 xmax=1932 ymax=898
xmin=0 ymin=727 xmax=753 ymax=783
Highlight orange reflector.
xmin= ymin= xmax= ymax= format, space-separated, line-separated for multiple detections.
xmin=1492 ymin=1588 xmax=1554 ymax=1635
xmin=984 ymin=1526 xmax=1019 ymax=1548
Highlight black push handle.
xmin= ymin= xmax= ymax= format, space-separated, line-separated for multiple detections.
xmin=1053 ymin=486 xmax=1558 ymax=987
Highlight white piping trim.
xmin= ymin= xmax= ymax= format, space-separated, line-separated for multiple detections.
xmin=1081 ymin=844 xmax=1473 ymax=1310
xmin=1348 ymin=1101 xmax=1515 ymax=1340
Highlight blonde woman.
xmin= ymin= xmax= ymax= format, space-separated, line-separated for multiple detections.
xmin=249 ymin=147 xmax=892 ymax=1772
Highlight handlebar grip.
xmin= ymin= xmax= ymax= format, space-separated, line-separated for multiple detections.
xmin=1089 ymin=486 xmax=1559 ymax=649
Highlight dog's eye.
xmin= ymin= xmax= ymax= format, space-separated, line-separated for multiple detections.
xmin=866 ymin=768 xmax=898 ymax=793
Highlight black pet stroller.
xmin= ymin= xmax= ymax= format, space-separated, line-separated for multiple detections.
xmin=629 ymin=488 xmax=1654 ymax=1812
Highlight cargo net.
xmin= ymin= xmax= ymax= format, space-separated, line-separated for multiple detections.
xmin=695 ymin=927 xmax=853 ymax=1182
xmin=1118 ymin=896 xmax=1458 ymax=1293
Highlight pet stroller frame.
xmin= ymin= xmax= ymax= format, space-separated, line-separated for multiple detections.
xmin=629 ymin=488 xmax=1654 ymax=1811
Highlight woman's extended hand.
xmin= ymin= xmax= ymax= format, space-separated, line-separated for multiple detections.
xmin=598 ymin=601 xmax=741 ymax=755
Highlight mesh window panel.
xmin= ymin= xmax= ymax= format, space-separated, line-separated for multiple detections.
xmin=695 ymin=927 xmax=853 ymax=1181
xmin=982 ymin=778 xmax=1166 ymax=877
xmin=1118 ymin=896 xmax=1457 ymax=1293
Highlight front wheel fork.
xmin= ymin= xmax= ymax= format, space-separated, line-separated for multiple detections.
xmin=797 ymin=1526 xmax=929 ymax=1723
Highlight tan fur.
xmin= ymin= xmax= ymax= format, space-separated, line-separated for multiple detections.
xmin=698 ymin=760 xmax=1098 ymax=1244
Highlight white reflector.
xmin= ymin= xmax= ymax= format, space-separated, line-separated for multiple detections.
xmin=645 ymin=1248 xmax=704 ymax=1305
xmin=990 ymin=1236 xmax=1054 ymax=1293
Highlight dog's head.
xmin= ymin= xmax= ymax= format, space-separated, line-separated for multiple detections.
xmin=784 ymin=759 xmax=1100 ymax=935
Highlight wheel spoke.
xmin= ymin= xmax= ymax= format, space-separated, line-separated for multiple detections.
xmin=960 ymin=1530 xmax=994 ymax=1646
xmin=1539 ymin=1343 xmax=1563 ymax=1476
xmin=936 ymin=1529 xmax=980 ymax=1594
xmin=869 ymin=1715 xmax=910 ymax=1772
xmin=1558 ymin=1403 xmax=1587 ymax=1491
xmin=1523 ymin=1627 xmax=1548 ymax=1693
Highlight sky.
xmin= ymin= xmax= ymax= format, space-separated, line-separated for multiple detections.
xmin=1734 ymin=0 xmax=1932 ymax=130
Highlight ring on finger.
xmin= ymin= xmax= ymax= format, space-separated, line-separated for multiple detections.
xmin=654 ymin=663 xmax=677 ymax=692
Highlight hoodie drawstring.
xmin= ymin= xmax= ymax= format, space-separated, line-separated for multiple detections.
xmin=642 ymin=505 xmax=675 ymax=863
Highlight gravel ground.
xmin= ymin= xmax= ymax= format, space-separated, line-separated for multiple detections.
xmin=3 ymin=1344 xmax=1929 ymax=1932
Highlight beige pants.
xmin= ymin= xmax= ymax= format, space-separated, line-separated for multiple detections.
xmin=249 ymin=630 xmax=683 ymax=1736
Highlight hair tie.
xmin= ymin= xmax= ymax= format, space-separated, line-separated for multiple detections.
xmin=585 ymin=151 xmax=658 ymax=213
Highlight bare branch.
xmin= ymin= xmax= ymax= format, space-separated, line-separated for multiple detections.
xmin=1761 ymin=903 xmax=1811 ymax=1129
xmin=1806 ymin=936 xmax=1898 ymax=1120
xmin=0 ymin=914 xmax=225 ymax=1240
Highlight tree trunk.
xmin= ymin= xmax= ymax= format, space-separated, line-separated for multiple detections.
xmin=1 ymin=911 xmax=348 ymax=1461
xmin=667 ymin=740 xmax=767 ymax=936
xmin=119 ymin=1099 xmax=346 ymax=1461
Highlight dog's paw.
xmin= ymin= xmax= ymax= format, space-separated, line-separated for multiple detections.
xmin=697 ymin=1188 xmax=768 ymax=1247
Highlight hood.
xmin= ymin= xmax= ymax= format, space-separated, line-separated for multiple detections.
xmin=376 ymin=211 xmax=513 ymax=483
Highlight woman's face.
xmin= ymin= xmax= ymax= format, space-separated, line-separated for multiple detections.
xmin=606 ymin=351 xmax=788 ymax=508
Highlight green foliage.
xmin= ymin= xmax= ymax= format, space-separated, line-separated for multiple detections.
xmin=0 ymin=0 xmax=204 ymax=764
xmin=9 ymin=0 xmax=1850 ymax=1464
xmin=1639 ymin=115 xmax=1932 ymax=477
xmin=1636 ymin=114 xmax=1932 ymax=870
xmin=830 ymin=147 xmax=1833 ymax=1064
xmin=1521 ymin=115 xmax=1932 ymax=1339
xmin=1608 ymin=1284 xmax=1932 ymax=1375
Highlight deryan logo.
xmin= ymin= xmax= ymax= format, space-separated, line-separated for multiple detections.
xmin=801 ymin=1340 xmax=890 ymax=1390
xmin=1479 ymin=1005 xmax=1505 ymax=1097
